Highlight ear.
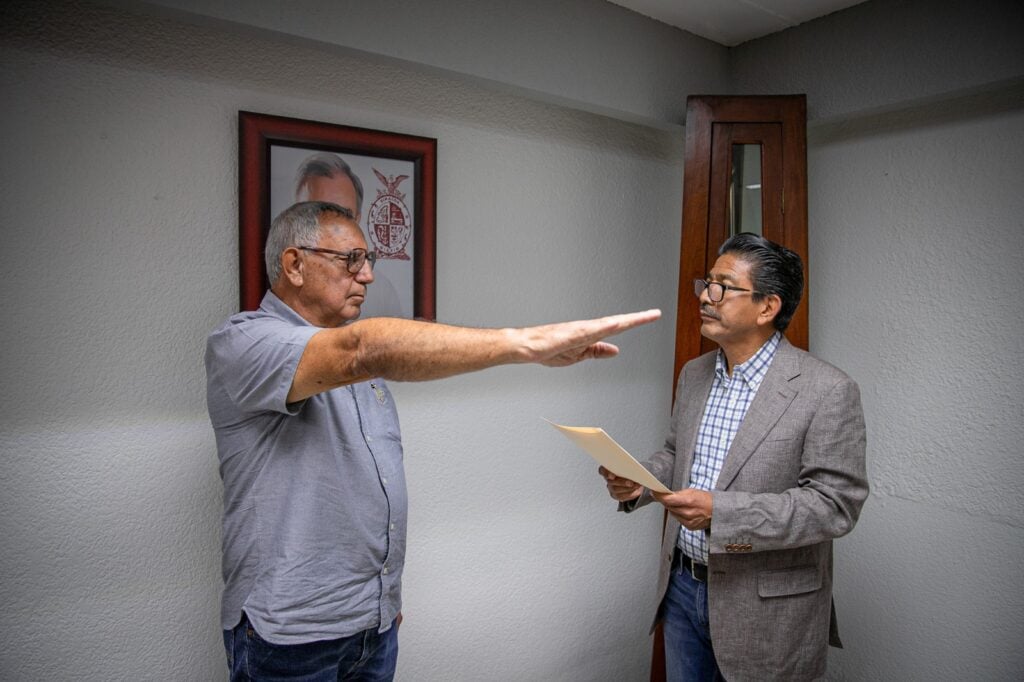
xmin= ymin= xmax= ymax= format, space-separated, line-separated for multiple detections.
xmin=757 ymin=294 xmax=782 ymax=328
xmin=280 ymin=247 xmax=305 ymax=287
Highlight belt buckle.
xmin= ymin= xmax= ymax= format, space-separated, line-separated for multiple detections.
xmin=689 ymin=559 xmax=701 ymax=582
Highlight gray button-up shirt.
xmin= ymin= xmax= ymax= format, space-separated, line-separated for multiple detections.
xmin=205 ymin=291 xmax=407 ymax=645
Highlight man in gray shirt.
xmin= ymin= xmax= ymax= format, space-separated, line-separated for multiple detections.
xmin=206 ymin=201 xmax=659 ymax=681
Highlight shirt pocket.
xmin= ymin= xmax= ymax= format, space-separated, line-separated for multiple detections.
xmin=757 ymin=565 xmax=822 ymax=598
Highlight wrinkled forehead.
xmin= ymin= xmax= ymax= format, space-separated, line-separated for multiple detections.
xmin=316 ymin=214 xmax=367 ymax=247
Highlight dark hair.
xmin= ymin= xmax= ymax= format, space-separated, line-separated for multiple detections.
xmin=718 ymin=233 xmax=804 ymax=332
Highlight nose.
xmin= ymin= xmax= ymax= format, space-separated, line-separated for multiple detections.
xmin=355 ymin=259 xmax=375 ymax=284
xmin=698 ymin=284 xmax=714 ymax=305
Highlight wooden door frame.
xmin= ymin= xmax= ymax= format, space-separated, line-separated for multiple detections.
xmin=653 ymin=95 xmax=808 ymax=682
xmin=674 ymin=95 xmax=808 ymax=385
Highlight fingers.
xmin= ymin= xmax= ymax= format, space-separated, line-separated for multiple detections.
xmin=602 ymin=309 xmax=663 ymax=333
xmin=532 ymin=309 xmax=659 ymax=366
xmin=540 ymin=342 xmax=619 ymax=368
xmin=586 ymin=341 xmax=620 ymax=359
xmin=532 ymin=309 xmax=660 ymax=367
xmin=574 ymin=309 xmax=662 ymax=350
xmin=651 ymin=489 xmax=695 ymax=508
xmin=599 ymin=466 xmax=642 ymax=501
xmin=651 ymin=489 xmax=712 ymax=530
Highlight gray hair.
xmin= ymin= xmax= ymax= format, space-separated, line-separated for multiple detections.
xmin=265 ymin=201 xmax=356 ymax=284
xmin=294 ymin=152 xmax=364 ymax=214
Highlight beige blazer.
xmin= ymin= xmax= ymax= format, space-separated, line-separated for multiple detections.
xmin=631 ymin=338 xmax=868 ymax=681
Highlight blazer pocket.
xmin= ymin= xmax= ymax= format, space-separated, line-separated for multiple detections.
xmin=764 ymin=435 xmax=799 ymax=443
xmin=757 ymin=565 xmax=822 ymax=598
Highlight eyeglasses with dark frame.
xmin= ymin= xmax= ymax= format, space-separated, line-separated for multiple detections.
xmin=296 ymin=246 xmax=377 ymax=274
xmin=693 ymin=278 xmax=763 ymax=303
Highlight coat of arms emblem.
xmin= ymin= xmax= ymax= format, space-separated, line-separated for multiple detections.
xmin=366 ymin=168 xmax=412 ymax=261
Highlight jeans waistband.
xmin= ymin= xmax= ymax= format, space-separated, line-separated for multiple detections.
xmin=672 ymin=546 xmax=707 ymax=582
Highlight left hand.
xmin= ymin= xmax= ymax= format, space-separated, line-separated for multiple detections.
xmin=652 ymin=488 xmax=713 ymax=531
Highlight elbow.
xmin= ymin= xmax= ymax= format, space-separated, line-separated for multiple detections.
xmin=332 ymin=321 xmax=376 ymax=383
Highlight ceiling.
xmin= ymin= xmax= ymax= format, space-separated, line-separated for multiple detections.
xmin=606 ymin=0 xmax=869 ymax=46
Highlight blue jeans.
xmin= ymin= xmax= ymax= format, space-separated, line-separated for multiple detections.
xmin=223 ymin=613 xmax=398 ymax=681
xmin=661 ymin=561 xmax=726 ymax=682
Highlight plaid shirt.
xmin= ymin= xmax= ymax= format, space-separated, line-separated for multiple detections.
xmin=678 ymin=332 xmax=781 ymax=564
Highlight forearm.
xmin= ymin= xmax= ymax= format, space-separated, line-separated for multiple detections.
xmin=710 ymin=483 xmax=865 ymax=553
xmin=348 ymin=317 xmax=524 ymax=381
xmin=289 ymin=308 xmax=659 ymax=402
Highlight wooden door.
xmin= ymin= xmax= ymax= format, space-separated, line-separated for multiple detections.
xmin=652 ymin=95 xmax=808 ymax=682
xmin=674 ymin=95 xmax=808 ymax=384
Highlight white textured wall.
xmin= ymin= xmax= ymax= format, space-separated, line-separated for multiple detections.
xmin=728 ymin=1 xmax=1024 ymax=677
xmin=108 ymin=0 xmax=728 ymax=127
xmin=731 ymin=0 xmax=1024 ymax=121
xmin=0 ymin=1 xmax=681 ymax=680
xmin=808 ymin=104 xmax=1024 ymax=682
xmin=4 ymin=0 xmax=1024 ymax=680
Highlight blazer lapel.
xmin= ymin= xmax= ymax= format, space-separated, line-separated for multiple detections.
xmin=715 ymin=339 xmax=802 ymax=491
xmin=674 ymin=354 xmax=716 ymax=489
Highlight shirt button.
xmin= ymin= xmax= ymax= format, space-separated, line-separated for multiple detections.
xmin=390 ymin=523 xmax=395 ymax=531
xmin=382 ymin=567 xmax=389 ymax=575
xmin=382 ymin=477 xmax=388 ymax=484
xmin=366 ymin=437 xmax=373 ymax=443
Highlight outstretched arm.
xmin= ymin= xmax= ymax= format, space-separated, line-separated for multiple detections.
xmin=288 ymin=309 xmax=661 ymax=402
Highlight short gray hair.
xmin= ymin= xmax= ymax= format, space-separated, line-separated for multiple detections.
xmin=265 ymin=201 xmax=356 ymax=284
xmin=295 ymin=152 xmax=364 ymax=214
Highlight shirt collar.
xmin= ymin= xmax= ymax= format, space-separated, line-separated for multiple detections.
xmin=259 ymin=290 xmax=316 ymax=327
xmin=715 ymin=332 xmax=782 ymax=389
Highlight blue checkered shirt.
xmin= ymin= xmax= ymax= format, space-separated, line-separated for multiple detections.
xmin=678 ymin=332 xmax=781 ymax=564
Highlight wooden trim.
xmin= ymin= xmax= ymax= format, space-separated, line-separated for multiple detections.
xmin=238 ymin=111 xmax=437 ymax=318
xmin=673 ymin=95 xmax=808 ymax=392
xmin=656 ymin=95 xmax=807 ymax=682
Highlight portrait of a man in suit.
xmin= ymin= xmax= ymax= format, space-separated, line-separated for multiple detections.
xmin=601 ymin=232 xmax=869 ymax=681
xmin=271 ymin=148 xmax=409 ymax=319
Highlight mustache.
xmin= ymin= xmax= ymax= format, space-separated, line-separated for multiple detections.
xmin=700 ymin=305 xmax=720 ymax=320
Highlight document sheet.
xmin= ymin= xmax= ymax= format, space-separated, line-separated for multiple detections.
xmin=546 ymin=420 xmax=670 ymax=493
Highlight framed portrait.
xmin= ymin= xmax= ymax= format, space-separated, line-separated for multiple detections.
xmin=238 ymin=111 xmax=437 ymax=319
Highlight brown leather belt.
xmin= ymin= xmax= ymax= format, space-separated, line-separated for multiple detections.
xmin=673 ymin=547 xmax=708 ymax=582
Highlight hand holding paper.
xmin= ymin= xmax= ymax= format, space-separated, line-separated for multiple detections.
xmin=600 ymin=465 xmax=644 ymax=503
xmin=546 ymin=420 xmax=669 ymax=493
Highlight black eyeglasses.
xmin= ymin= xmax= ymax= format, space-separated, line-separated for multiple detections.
xmin=297 ymin=246 xmax=376 ymax=274
xmin=693 ymin=279 xmax=761 ymax=302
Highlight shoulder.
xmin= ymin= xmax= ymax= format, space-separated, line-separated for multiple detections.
xmin=682 ymin=349 xmax=718 ymax=372
xmin=780 ymin=342 xmax=859 ymax=394
xmin=678 ymin=349 xmax=718 ymax=383
xmin=206 ymin=308 xmax=317 ymax=359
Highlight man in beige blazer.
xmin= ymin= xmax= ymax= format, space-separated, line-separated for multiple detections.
xmin=601 ymin=233 xmax=868 ymax=681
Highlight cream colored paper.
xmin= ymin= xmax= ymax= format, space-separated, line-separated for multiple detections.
xmin=545 ymin=419 xmax=670 ymax=493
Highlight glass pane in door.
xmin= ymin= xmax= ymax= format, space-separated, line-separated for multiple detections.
xmin=729 ymin=143 xmax=763 ymax=235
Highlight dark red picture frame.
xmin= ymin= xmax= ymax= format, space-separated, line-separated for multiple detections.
xmin=238 ymin=111 xmax=437 ymax=318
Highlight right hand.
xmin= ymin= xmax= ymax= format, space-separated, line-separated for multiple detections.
xmin=520 ymin=309 xmax=662 ymax=367
xmin=598 ymin=466 xmax=643 ymax=502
